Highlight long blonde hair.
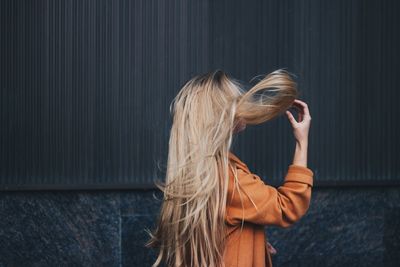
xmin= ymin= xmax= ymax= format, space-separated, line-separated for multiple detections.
xmin=145 ymin=68 xmax=298 ymax=267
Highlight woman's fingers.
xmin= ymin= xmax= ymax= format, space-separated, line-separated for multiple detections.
xmin=291 ymin=102 xmax=303 ymax=117
xmin=286 ymin=99 xmax=312 ymax=124
xmin=293 ymin=99 xmax=311 ymax=118
xmin=298 ymin=108 xmax=303 ymax=122
xmin=286 ymin=99 xmax=311 ymax=144
xmin=286 ymin=110 xmax=298 ymax=124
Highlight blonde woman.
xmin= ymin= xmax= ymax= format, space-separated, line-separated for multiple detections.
xmin=145 ymin=69 xmax=314 ymax=267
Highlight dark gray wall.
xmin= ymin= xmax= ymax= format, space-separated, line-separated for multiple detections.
xmin=1 ymin=0 xmax=399 ymax=189
xmin=0 ymin=0 xmax=209 ymax=189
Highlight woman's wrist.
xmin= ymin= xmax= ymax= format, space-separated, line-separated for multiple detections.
xmin=295 ymin=140 xmax=308 ymax=150
xmin=292 ymin=140 xmax=308 ymax=167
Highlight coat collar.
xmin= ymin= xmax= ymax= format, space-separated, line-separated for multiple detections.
xmin=228 ymin=151 xmax=248 ymax=170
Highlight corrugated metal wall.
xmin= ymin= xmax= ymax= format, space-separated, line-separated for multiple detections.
xmin=1 ymin=0 xmax=399 ymax=190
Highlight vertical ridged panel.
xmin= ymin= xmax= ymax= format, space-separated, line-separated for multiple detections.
xmin=208 ymin=0 xmax=400 ymax=186
xmin=0 ymin=0 xmax=399 ymax=189
xmin=0 ymin=0 xmax=209 ymax=189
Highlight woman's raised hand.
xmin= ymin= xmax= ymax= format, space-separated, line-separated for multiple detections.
xmin=285 ymin=99 xmax=312 ymax=144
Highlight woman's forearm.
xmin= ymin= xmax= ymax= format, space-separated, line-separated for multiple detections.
xmin=285 ymin=99 xmax=312 ymax=168
xmin=292 ymin=141 xmax=308 ymax=168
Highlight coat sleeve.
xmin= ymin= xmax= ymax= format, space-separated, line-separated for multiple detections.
xmin=225 ymin=164 xmax=314 ymax=227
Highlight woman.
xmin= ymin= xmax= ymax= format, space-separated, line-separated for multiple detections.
xmin=145 ymin=69 xmax=314 ymax=267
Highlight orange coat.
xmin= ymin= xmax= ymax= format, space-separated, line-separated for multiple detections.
xmin=223 ymin=151 xmax=314 ymax=267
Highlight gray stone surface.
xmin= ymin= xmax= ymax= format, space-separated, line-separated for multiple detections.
xmin=266 ymin=187 xmax=399 ymax=266
xmin=0 ymin=187 xmax=399 ymax=266
xmin=0 ymin=191 xmax=121 ymax=267
xmin=122 ymin=214 xmax=160 ymax=267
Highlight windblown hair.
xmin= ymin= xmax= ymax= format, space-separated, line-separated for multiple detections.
xmin=145 ymin=68 xmax=299 ymax=267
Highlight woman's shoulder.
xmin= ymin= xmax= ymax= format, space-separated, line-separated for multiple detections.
xmin=228 ymin=151 xmax=246 ymax=165
xmin=228 ymin=151 xmax=251 ymax=174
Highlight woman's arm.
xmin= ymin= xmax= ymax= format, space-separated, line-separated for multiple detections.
xmin=225 ymin=164 xmax=313 ymax=227
xmin=225 ymin=99 xmax=313 ymax=227
xmin=286 ymin=99 xmax=312 ymax=168
xmin=292 ymin=141 xmax=308 ymax=167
